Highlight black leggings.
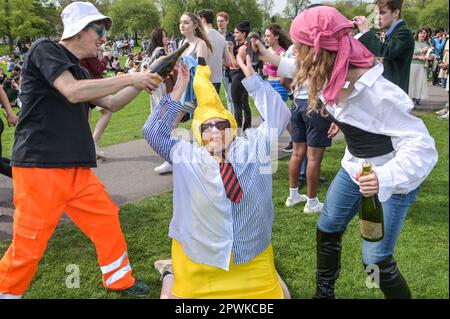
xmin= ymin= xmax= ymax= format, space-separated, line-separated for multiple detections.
xmin=230 ymin=70 xmax=252 ymax=130
xmin=0 ymin=118 xmax=12 ymax=178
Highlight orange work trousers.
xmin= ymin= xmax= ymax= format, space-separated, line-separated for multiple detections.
xmin=0 ymin=167 xmax=135 ymax=298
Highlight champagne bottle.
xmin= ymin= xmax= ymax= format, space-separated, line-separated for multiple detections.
xmin=147 ymin=42 xmax=190 ymax=85
xmin=359 ymin=162 xmax=384 ymax=242
xmin=246 ymin=33 xmax=261 ymax=67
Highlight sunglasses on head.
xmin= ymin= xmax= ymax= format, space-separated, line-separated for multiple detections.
xmin=87 ymin=23 xmax=107 ymax=38
xmin=201 ymin=120 xmax=231 ymax=133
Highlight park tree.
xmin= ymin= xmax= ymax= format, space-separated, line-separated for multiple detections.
xmin=258 ymin=0 xmax=274 ymax=27
xmin=0 ymin=0 xmax=58 ymax=52
xmin=283 ymin=0 xmax=310 ymax=20
xmin=156 ymin=0 xmax=189 ymax=37
xmin=55 ymin=0 xmax=112 ymax=13
xmin=270 ymin=13 xmax=293 ymax=33
xmin=418 ymin=0 xmax=449 ymax=30
xmin=107 ymin=0 xmax=160 ymax=43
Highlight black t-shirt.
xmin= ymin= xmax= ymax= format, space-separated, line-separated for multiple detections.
xmin=11 ymin=39 xmax=96 ymax=168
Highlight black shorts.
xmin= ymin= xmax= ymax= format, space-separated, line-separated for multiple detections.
xmin=290 ymin=99 xmax=332 ymax=148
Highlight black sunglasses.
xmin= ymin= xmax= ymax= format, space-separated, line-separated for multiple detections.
xmin=201 ymin=120 xmax=231 ymax=133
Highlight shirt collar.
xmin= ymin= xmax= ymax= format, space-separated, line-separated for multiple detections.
xmin=356 ymin=62 xmax=384 ymax=86
xmin=385 ymin=19 xmax=403 ymax=39
xmin=322 ymin=62 xmax=384 ymax=107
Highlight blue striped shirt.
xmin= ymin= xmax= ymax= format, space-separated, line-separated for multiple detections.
xmin=143 ymin=74 xmax=291 ymax=269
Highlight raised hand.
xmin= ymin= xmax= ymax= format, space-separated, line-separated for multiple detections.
xmin=170 ymin=62 xmax=190 ymax=101
xmin=353 ymin=16 xmax=370 ymax=34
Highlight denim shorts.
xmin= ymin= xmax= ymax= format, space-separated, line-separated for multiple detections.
xmin=290 ymin=99 xmax=332 ymax=148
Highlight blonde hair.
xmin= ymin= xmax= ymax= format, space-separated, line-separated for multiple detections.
xmin=293 ymin=43 xmax=336 ymax=115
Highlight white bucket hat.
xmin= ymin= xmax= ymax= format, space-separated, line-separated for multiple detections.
xmin=61 ymin=1 xmax=112 ymax=41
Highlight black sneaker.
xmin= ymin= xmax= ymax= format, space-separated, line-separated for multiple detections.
xmin=282 ymin=141 xmax=293 ymax=153
xmin=121 ymin=279 xmax=150 ymax=298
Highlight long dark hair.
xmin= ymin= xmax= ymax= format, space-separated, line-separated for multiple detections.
xmin=183 ymin=12 xmax=213 ymax=53
xmin=148 ymin=28 xmax=167 ymax=55
xmin=266 ymin=24 xmax=292 ymax=51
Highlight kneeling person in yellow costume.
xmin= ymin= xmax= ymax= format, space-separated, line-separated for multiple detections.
xmin=143 ymin=54 xmax=292 ymax=299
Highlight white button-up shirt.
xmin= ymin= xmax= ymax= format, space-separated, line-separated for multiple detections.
xmin=143 ymin=74 xmax=291 ymax=270
xmin=324 ymin=63 xmax=438 ymax=202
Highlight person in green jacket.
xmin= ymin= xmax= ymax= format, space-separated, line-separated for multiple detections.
xmin=353 ymin=0 xmax=414 ymax=94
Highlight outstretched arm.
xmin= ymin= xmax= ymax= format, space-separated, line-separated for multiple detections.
xmin=143 ymin=64 xmax=190 ymax=163
xmin=237 ymin=53 xmax=291 ymax=143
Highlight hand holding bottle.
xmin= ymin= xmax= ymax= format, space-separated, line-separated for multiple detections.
xmin=130 ymin=72 xmax=163 ymax=92
xmin=356 ymin=169 xmax=379 ymax=197
xmin=358 ymin=162 xmax=384 ymax=242
xmin=170 ymin=62 xmax=190 ymax=102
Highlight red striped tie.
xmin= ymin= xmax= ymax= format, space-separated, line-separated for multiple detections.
xmin=220 ymin=158 xmax=244 ymax=204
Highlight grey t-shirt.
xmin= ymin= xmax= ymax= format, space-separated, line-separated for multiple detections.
xmin=206 ymin=28 xmax=227 ymax=84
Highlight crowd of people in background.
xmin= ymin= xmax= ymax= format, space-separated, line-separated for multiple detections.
xmin=406 ymin=27 xmax=449 ymax=119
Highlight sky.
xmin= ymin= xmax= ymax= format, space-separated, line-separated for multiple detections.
xmin=272 ymin=0 xmax=324 ymax=15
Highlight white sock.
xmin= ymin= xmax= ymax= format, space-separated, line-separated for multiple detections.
xmin=289 ymin=188 xmax=299 ymax=199
xmin=308 ymin=197 xmax=319 ymax=208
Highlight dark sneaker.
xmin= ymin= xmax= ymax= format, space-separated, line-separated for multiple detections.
xmin=282 ymin=141 xmax=293 ymax=153
xmin=121 ymin=279 xmax=150 ymax=298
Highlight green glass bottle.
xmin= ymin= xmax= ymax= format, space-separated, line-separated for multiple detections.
xmin=359 ymin=162 xmax=384 ymax=242
xmin=147 ymin=42 xmax=190 ymax=85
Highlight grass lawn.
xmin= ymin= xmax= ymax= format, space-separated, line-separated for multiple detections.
xmin=0 ymin=113 xmax=447 ymax=299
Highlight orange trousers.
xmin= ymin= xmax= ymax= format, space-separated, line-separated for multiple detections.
xmin=0 ymin=168 xmax=135 ymax=298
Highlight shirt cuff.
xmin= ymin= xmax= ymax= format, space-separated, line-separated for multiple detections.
xmin=277 ymin=57 xmax=296 ymax=79
xmin=372 ymin=166 xmax=395 ymax=202
xmin=241 ymin=73 xmax=263 ymax=93
xmin=354 ymin=30 xmax=370 ymax=40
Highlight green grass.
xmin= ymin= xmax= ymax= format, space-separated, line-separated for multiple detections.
xmin=0 ymin=44 xmax=11 ymax=56
xmin=0 ymin=113 xmax=447 ymax=299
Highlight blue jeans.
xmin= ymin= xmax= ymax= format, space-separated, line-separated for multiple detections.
xmin=317 ymin=168 xmax=419 ymax=265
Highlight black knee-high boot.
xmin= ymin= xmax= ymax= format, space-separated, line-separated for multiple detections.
xmin=313 ymin=228 xmax=345 ymax=299
xmin=364 ymin=256 xmax=411 ymax=299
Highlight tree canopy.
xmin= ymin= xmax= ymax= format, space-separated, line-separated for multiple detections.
xmin=0 ymin=0 xmax=448 ymax=53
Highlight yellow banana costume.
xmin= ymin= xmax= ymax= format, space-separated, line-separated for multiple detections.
xmin=191 ymin=65 xmax=237 ymax=145
xmin=170 ymin=65 xmax=284 ymax=299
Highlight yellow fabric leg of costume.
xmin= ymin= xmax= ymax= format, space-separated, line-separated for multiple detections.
xmin=171 ymin=239 xmax=284 ymax=299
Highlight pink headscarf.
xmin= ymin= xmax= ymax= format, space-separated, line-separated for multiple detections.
xmin=290 ymin=6 xmax=374 ymax=106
